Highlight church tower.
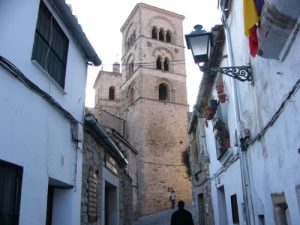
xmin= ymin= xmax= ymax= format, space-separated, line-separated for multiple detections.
xmin=120 ymin=3 xmax=191 ymax=215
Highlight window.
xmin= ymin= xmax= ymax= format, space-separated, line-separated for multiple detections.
xmin=126 ymin=41 xmax=131 ymax=51
xmin=32 ymin=1 xmax=69 ymax=88
xmin=296 ymin=185 xmax=300 ymax=214
xmin=46 ymin=185 xmax=54 ymax=225
xmin=198 ymin=194 xmax=206 ymax=225
xmin=159 ymin=28 xmax=164 ymax=41
xmin=166 ymin=30 xmax=172 ymax=43
xmin=258 ymin=215 xmax=265 ymax=225
xmin=109 ymin=86 xmax=115 ymax=100
xmin=164 ymin=58 xmax=169 ymax=71
xmin=214 ymin=102 xmax=230 ymax=160
xmin=128 ymin=87 xmax=134 ymax=104
xmin=231 ymin=194 xmax=239 ymax=224
xmin=271 ymin=193 xmax=290 ymax=225
xmin=156 ymin=57 xmax=162 ymax=70
xmin=126 ymin=31 xmax=136 ymax=51
xmin=0 ymin=160 xmax=23 ymax=225
xmin=152 ymin=26 xmax=157 ymax=39
xmin=217 ymin=186 xmax=228 ymax=225
xmin=128 ymin=61 xmax=134 ymax=76
xmin=159 ymin=83 xmax=168 ymax=100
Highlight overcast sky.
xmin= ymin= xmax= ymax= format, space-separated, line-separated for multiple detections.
xmin=66 ymin=0 xmax=220 ymax=110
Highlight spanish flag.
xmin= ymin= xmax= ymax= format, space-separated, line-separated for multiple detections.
xmin=243 ymin=0 xmax=259 ymax=37
xmin=244 ymin=0 xmax=260 ymax=56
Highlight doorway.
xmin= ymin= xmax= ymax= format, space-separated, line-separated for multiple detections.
xmin=198 ymin=193 xmax=206 ymax=225
xmin=217 ymin=186 xmax=228 ymax=225
xmin=105 ymin=181 xmax=117 ymax=225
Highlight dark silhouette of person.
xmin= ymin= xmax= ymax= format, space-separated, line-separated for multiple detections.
xmin=170 ymin=200 xmax=194 ymax=225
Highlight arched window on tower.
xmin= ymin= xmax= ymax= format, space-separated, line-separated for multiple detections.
xmin=129 ymin=36 xmax=133 ymax=47
xmin=159 ymin=28 xmax=164 ymax=41
xmin=130 ymin=62 xmax=134 ymax=75
xmin=164 ymin=58 xmax=169 ymax=72
xmin=127 ymin=60 xmax=134 ymax=77
xmin=109 ymin=86 xmax=115 ymax=100
xmin=128 ymin=87 xmax=135 ymax=104
xmin=127 ymin=40 xmax=131 ymax=51
xmin=166 ymin=30 xmax=172 ymax=43
xmin=156 ymin=56 xmax=162 ymax=70
xmin=159 ymin=83 xmax=168 ymax=101
xmin=152 ymin=26 xmax=157 ymax=39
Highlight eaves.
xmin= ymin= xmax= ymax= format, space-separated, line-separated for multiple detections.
xmin=49 ymin=0 xmax=101 ymax=66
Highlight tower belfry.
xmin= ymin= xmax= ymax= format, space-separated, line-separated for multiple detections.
xmin=120 ymin=3 xmax=191 ymax=215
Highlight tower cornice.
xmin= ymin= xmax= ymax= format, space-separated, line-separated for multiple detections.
xmin=120 ymin=3 xmax=185 ymax=32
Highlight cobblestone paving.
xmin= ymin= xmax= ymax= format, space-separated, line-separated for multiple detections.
xmin=133 ymin=205 xmax=193 ymax=225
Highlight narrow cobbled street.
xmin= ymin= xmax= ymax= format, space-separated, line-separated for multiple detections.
xmin=133 ymin=205 xmax=193 ymax=225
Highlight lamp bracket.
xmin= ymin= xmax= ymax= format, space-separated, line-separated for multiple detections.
xmin=201 ymin=65 xmax=252 ymax=82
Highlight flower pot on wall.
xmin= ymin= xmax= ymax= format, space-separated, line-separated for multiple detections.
xmin=200 ymin=98 xmax=218 ymax=120
xmin=218 ymin=93 xmax=227 ymax=103
xmin=203 ymin=107 xmax=216 ymax=120
xmin=213 ymin=118 xmax=230 ymax=149
xmin=223 ymin=137 xmax=230 ymax=149
xmin=209 ymin=99 xmax=219 ymax=109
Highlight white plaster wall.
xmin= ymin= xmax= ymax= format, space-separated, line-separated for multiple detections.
xmin=205 ymin=118 xmax=245 ymax=224
xmin=0 ymin=0 xmax=89 ymax=224
xmin=210 ymin=160 xmax=244 ymax=225
xmin=221 ymin=0 xmax=300 ymax=224
xmin=0 ymin=0 xmax=87 ymax=122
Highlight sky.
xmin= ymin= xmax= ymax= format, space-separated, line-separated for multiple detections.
xmin=66 ymin=0 xmax=221 ymax=110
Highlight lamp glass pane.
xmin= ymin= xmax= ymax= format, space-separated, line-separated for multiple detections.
xmin=189 ymin=35 xmax=209 ymax=58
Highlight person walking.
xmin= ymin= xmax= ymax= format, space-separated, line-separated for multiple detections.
xmin=170 ymin=200 xmax=194 ymax=225
xmin=169 ymin=190 xmax=176 ymax=209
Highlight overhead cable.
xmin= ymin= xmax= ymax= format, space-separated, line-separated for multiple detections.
xmin=0 ymin=56 xmax=78 ymax=124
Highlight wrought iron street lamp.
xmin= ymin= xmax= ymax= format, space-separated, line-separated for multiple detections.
xmin=185 ymin=25 xmax=252 ymax=82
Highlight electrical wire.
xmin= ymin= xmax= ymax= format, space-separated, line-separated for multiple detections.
xmin=193 ymin=79 xmax=300 ymax=187
xmin=192 ymin=152 xmax=239 ymax=187
xmin=100 ymin=59 xmax=186 ymax=67
xmin=0 ymin=56 xmax=78 ymax=124
xmin=247 ymin=78 xmax=300 ymax=147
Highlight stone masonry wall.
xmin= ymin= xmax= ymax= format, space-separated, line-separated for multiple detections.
xmin=81 ymin=129 xmax=134 ymax=225
xmin=81 ymin=131 xmax=104 ymax=225
xmin=119 ymin=172 xmax=133 ymax=225
xmin=125 ymin=99 xmax=192 ymax=215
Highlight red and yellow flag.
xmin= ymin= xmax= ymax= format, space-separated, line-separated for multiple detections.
xmin=244 ymin=0 xmax=261 ymax=56
xmin=243 ymin=0 xmax=259 ymax=37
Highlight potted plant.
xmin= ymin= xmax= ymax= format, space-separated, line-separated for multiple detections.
xmin=215 ymin=79 xmax=227 ymax=103
xmin=213 ymin=118 xmax=230 ymax=150
xmin=203 ymin=99 xmax=218 ymax=120
xmin=218 ymin=93 xmax=227 ymax=103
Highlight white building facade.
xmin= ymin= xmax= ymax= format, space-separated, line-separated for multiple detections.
xmin=0 ymin=1 xmax=100 ymax=225
xmin=188 ymin=0 xmax=300 ymax=225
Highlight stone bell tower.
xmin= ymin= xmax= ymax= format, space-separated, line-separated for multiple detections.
xmin=120 ymin=3 xmax=191 ymax=215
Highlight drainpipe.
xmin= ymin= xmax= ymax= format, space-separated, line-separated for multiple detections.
xmin=221 ymin=14 xmax=253 ymax=225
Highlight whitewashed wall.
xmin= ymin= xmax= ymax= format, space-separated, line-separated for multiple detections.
xmin=215 ymin=0 xmax=300 ymax=224
xmin=0 ymin=0 xmax=89 ymax=224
